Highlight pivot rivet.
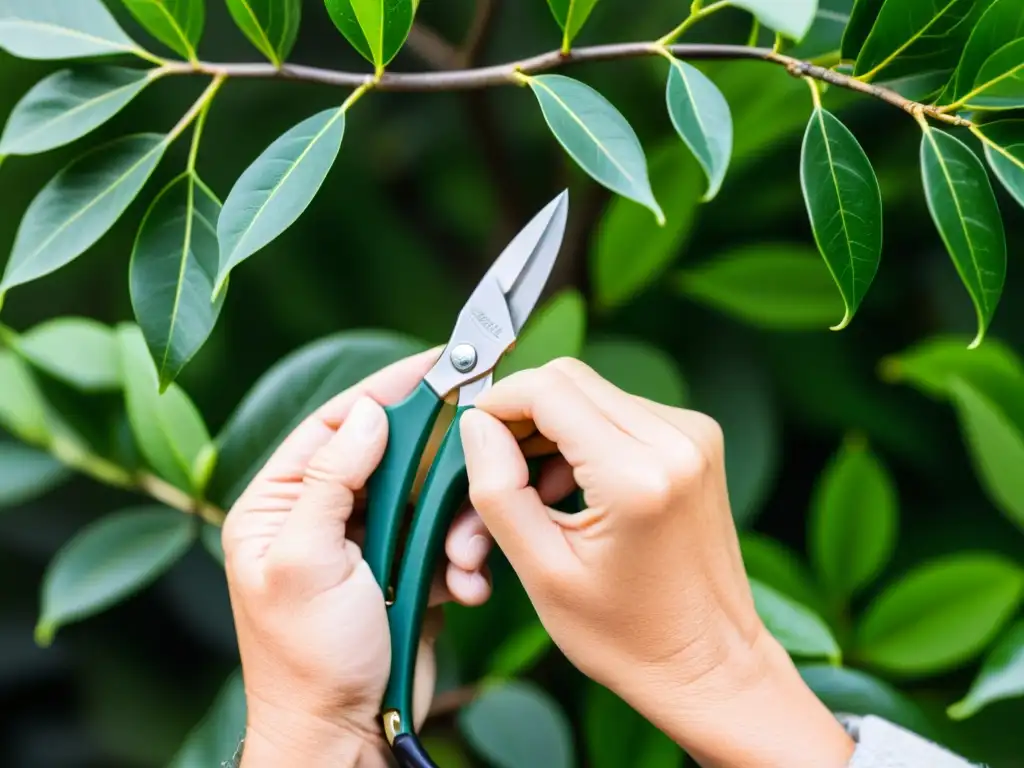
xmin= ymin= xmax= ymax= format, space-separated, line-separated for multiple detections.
xmin=451 ymin=343 xmax=478 ymax=373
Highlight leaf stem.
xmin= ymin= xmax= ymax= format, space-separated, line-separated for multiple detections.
xmin=746 ymin=18 xmax=760 ymax=47
xmin=658 ymin=0 xmax=731 ymax=46
xmin=187 ymin=86 xmax=217 ymax=173
xmin=806 ymin=77 xmax=823 ymax=109
xmin=167 ymin=74 xmax=227 ymax=144
xmin=341 ymin=80 xmax=375 ymax=113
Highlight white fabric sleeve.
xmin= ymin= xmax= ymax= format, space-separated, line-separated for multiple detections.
xmin=839 ymin=714 xmax=982 ymax=768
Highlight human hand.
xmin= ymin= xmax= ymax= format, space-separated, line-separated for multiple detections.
xmin=460 ymin=358 xmax=855 ymax=768
xmin=222 ymin=349 xmax=495 ymax=768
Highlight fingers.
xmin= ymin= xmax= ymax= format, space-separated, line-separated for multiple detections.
xmin=446 ymin=507 xmax=492 ymax=572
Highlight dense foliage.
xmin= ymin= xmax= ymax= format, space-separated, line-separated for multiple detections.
xmin=0 ymin=0 xmax=1023 ymax=765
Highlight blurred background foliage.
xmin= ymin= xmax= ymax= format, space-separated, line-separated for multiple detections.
xmin=1 ymin=0 xmax=1023 ymax=766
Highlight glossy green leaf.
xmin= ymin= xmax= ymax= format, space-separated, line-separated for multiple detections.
xmin=942 ymin=0 xmax=1024 ymax=106
xmin=739 ymin=533 xmax=824 ymax=614
xmin=961 ymin=39 xmax=1024 ymax=109
xmin=123 ymin=0 xmax=204 ymax=60
xmin=856 ymin=553 xmax=1024 ymax=676
xmin=460 ymin=680 xmax=574 ymax=768
xmin=215 ymin=108 xmax=345 ymax=294
xmin=199 ymin=522 xmax=224 ymax=566
xmin=0 ymin=0 xmax=145 ymax=60
xmin=208 ymin=330 xmax=427 ymax=507
xmin=324 ymin=0 xmax=415 ymax=68
xmin=920 ymin=126 xmax=1006 ymax=349
xmin=16 ymin=317 xmax=120 ymax=392
xmin=0 ymin=350 xmax=52 ymax=445
xmin=169 ymin=668 xmax=246 ymax=768
xmin=224 ymin=0 xmax=301 ymax=66
xmin=949 ymin=620 xmax=1024 ymax=720
xmin=0 ymin=442 xmax=71 ymax=509
xmin=583 ymin=337 xmax=687 ymax=406
xmin=879 ymin=70 xmax=952 ymax=101
xmin=35 ymin=506 xmax=195 ymax=645
xmin=800 ymin=107 xmax=882 ymax=330
xmin=486 ymin=622 xmax=552 ymax=680
xmin=496 ymin=289 xmax=586 ymax=377
xmin=809 ymin=437 xmax=898 ymax=601
xmin=526 ymin=75 xmax=664 ymax=223
xmin=117 ymin=324 xmax=213 ymax=494
xmin=879 ymin=335 xmax=1024 ymax=400
xmin=975 ymin=119 xmax=1024 ymax=209
xmin=729 ymin=0 xmax=818 ymax=41
xmin=787 ymin=0 xmax=854 ymax=59
xmin=751 ymin=579 xmax=841 ymax=662
xmin=675 ymin=244 xmax=845 ymax=329
xmin=841 ymin=0 xmax=884 ymax=61
xmin=546 ymin=0 xmax=600 ymax=47
xmin=0 ymin=67 xmax=155 ymax=156
xmin=131 ymin=172 xmax=224 ymax=391
xmin=666 ymin=57 xmax=732 ymax=202
xmin=0 ymin=134 xmax=167 ymax=298
xmin=585 ymin=682 xmax=683 ymax=768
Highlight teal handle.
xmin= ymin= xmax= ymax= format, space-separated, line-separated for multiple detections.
xmin=383 ymin=405 xmax=472 ymax=735
xmin=365 ymin=381 xmax=444 ymax=593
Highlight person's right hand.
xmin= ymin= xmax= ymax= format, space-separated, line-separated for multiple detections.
xmin=459 ymin=358 xmax=855 ymax=768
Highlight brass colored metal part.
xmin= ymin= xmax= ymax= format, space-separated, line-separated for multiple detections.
xmin=382 ymin=710 xmax=401 ymax=745
xmin=385 ymin=585 xmax=395 ymax=607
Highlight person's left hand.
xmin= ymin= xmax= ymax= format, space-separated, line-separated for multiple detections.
xmin=222 ymin=349 xmax=495 ymax=768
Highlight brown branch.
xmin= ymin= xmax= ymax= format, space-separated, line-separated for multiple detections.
xmin=457 ymin=0 xmax=495 ymax=67
xmin=405 ymin=23 xmax=459 ymax=69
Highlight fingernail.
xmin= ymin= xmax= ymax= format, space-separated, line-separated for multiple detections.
xmin=346 ymin=397 xmax=381 ymax=437
xmin=464 ymin=534 xmax=489 ymax=568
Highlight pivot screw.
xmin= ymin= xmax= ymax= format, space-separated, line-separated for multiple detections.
xmin=450 ymin=343 xmax=478 ymax=373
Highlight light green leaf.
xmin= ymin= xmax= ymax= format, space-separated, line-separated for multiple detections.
xmin=117 ymin=324 xmax=213 ymax=494
xmin=526 ymin=74 xmax=664 ymax=223
xmin=486 ymin=622 xmax=552 ymax=680
xmin=675 ymin=244 xmax=846 ymax=329
xmin=975 ymin=119 xmax=1024 ymax=209
xmin=786 ymin=0 xmax=853 ymax=59
xmin=16 ymin=316 xmax=121 ymax=392
xmin=35 ymin=506 xmax=195 ymax=645
xmin=0 ymin=0 xmax=146 ymax=61
xmin=0 ymin=442 xmax=71 ymax=509
xmin=809 ymin=436 xmax=898 ymax=601
xmin=856 ymin=552 xmax=1024 ymax=677
xmin=739 ymin=532 xmax=824 ymax=614
xmin=324 ymin=0 xmax=415 ymax=68
xmin=585 ymin=681 xmax=684 ymax=768
xmin=0 ymin=134 xmax=167 ymax=297
xmin=0 ymin=66 xmax=155 ymax=156
xmin=0 ymin=350 xmax=52 ymax=445
xmin=961 ymin=39 xmax=1024 ymax=109
xmin=583 ymin=337 xmax=687 ymax=406
xmin=460 ymin=680 xmax=574 ymax=768
xmin=879 ymin=335 xmax=1024 ymax=401
xmin=169 ymin=668 xmax=246 ymax=768
xmin=728 ymin=0 xmax=818 ymax=41
xmin=949 ymin=620 xmax=1024 ymax=720
xmin=751 ymin=579 xmax=841 ymax=662
xmin=546 ymin=0 xmax=600 ymax=48
xmin=942 ymin=0 xmax=1023 ymax=106
xmin=224 ymin=0 xmax=301 ymax=66
xmin=215 ymin=107 xmax=345 ymax=294
xmin=919 ymin=125 xmax=1006 ymax=349
xmin=841 ymin=0 xmax=884 ymax=61
xmin=131 ymin=172 xmax=224 ymax=391
xmin=123 ymin=0 xmax=204 ymax=60
xmin=666 ymin=58 xmax=732 ymax=202
xmin=800 ymin=107 xmax=882 ymax=330
xmin=496 ymin=289 xmax=586 ymax=377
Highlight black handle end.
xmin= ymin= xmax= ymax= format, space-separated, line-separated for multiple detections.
xmin=392 ymin=733 xmax=439 ymax=768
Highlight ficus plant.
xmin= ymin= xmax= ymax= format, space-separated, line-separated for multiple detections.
xmin=0 ymin=0 xmax=1023 ymax=765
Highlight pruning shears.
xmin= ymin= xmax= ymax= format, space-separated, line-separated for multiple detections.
xmin=363 ymin=189 xmax=570 ymax=767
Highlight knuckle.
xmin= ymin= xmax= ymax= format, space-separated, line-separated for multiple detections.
xmin=546 ymin=356 xmax=591 ymax=377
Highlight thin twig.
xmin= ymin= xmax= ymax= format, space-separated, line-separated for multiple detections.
xmin=458 ymin=0 xmax=495 ymax=67
xmin=406 ymin=23 xmax=459 ymax=69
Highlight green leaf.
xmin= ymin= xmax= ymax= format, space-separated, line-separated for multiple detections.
xmin=961 ymin=39 xmax=1024 ymax=109
xmin=496 ymin=289 xmax=586 ymax=377
xmin=949 ymin=620 xmax=1024 ymax=720
xmin=131 ymin=172 xmax=224 ymax=391
xmin=208 ymin=330 xmax=427 ymax=507
xmin=215 ymin=108 xmax=345 ymax=294
xmin=879 ymin=335 xmax=1024 ymax=400
xmin=0 ymin=66 xmax=155 ymax=156
xmin=459 ymin=680 xmax=574 ymax=768
xmin=525 ymin=74 xmax=664 ymax=223
xmin=751 ymin=579 xmax=841 ymax=662
xmin=486 ymin=621 xmax=552 ymax=680
xmin=786 ymin=0 xmax=854 ymax=59
xmin=117 ymin=324 xmax=213 ymax=494
xmin=583 ymin=337 xmax=688 ymax=406
xmin=35 ymin=506 xmax=195 ymax=645
xmin=169 ymin=668 xmax=246 ymax=768
xmin=728 ymin=0 xmax=818 ymax=41
xmin=224 ymin=0 xmax=301 ymax=66
xmin=0 ymin=0 xmax=145 ymax=60
xmin=878 ymin=70 xmax=952 ymax=101
xmin=675 ymin=244 xmax=846 ymax=329
xmin=324 ymin=0 xmax=415 ymax=69
xmin=841 ymin=0 xmax=884 ymax=64
xmin=0 ymin=442 xmax=71 ymax=509
xmin=800 ymin=107 xmax=882 ymax=330
xmin=585 ymin=681 xmax=683 ymax=768
xmin=975 ymin=119 xmax=1024 ymax=209
xmin=920 ymin=126 xmax=1006 ymax=349
xmin=0 ymin=134 xmax=167 ymax=298
xmin=418 ymin=738 xmax=472 ymax=768
xmin=809 ymin=436 xmax=898 ymax=601
xmin=546 ymin=0 xmax=600 ymax=48
xmin=123 ymin=0 xmax=204 ymax=60
xmin=199 ymin=522 xmax=224 ymax=565
xmin=739 ymin=533 xmax=824 ymax=613
xmin=941 ymin=0 xmax=1024 ymax=107
xmin=665 ymin=57 xmax=732 ymax=202
xmin=856 ymin=552 xmax=1024 ymax=677
xmin=15 ymin=317 xmax=121 ymax=392
xmin=0 ymin=350 xmax=52 ymax=444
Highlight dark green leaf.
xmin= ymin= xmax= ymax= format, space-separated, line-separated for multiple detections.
xmin=208 ymin=330 xmax=427 ymax=507
xmin=324 ymin=0 xmax=415 ymax=68
xmin=666 ymin=57 xmax=732 ymax=202
xmin=0 ymin=442 xmax=70 ymax=509
xmin=224 ymin=0 xmax=300 ymax=66
xmin=215 ymin=108 xmax=345 ymax=294
xmin=739 ymin=533 xmax=824 ymax=613
xmin=0 ymin=350 xmax=52 ymax=445
xmin=949 ymin=620 xmax=1024 ymax=720
xmin=920 ymin=125 xmax=1006 ymax=349
xmin=583 ymin=337 xmax=688 ymax=406
xmin=877 ymin=70 xmax=953 ymax=101
xmin=460 ymin=680 xmax=574 ymax=768
xmin=0 ymin=134 xmax=167 ymax=298
xmin=751 ymin=579 xmax=841 ymax=662
xmin=545 ymin=0 xmax=600 ymax=48
xmin=169 ymin=668 xmax=246 ymax=768
xmin=729 ymin=0 xmax=818 ymax=41
xmin=879 ymin=335 xmax=1024 ymax=401
xmin=975 ymin=119 xmax=1024 ymax=209
xmin=585 ymin=681 xmax=683 ymax=768
xmin=486 ymin=622 xmax=552 ymax=680
xmin=526 ymin=74 xmax=664 ymax=223
xmin=199 ymin=522 xmax=224 ymax=566
xmin=131 ymin=172 xmax=224 ymax=390
xmin=35 ymin=506 xmax=195 ymax=645
xmin=809 ymin=436 xmax=898 ymax=601
xmin=123 ymin=0 xmax=204 ymax=60
xmin=0 ymin=0 xmax=145 ymax=60
xmin=787 ymin=0 xmax=854 ymax=59
xmin=800 ymin=107 xmax=882 ymax=330
xmin=496 ymin=290 xmax=586 ymax=377
xmin=962 ymin=39 xmax=1024 ymax=109
xmin=675 ymin=244 xmax=846 ymax=329
xmin=841 ymin=0 xmax=884 ymax=63
xmin=16 ymin=317 xmax=120 ymax=392
xmin=0 ymin=66 xmax=154 ymax=156
xmin=941 ymin=0 xmax=1023 ymax=106
xmin=856 ymin=553 xmax=1024 ymax=676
